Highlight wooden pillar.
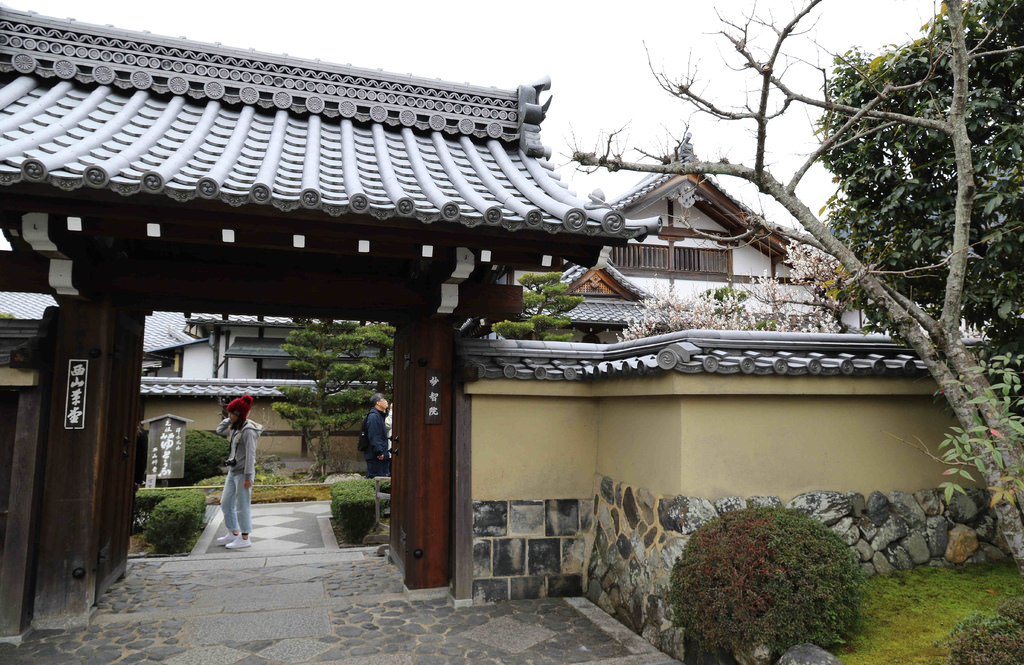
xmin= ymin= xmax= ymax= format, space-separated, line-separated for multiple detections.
xmin=450 ymin=378 xmax=473 ymax=602
xmin=391 ymin=316 xmax=452 ymax=589
xmin=31 ymin=298 xmax=143 ymax=628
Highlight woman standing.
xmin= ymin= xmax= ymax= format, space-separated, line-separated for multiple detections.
xmin=215 ymin=395 xmax=260 ymax=549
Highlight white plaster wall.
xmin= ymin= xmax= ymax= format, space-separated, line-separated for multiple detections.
xmin=181 ymin=343 xmax=213 ymax=378
xmin=224 ymin=357 xmax=258 ymax=379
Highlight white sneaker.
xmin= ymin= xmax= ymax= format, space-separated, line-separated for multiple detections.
xmin=226 ymin=535 xmax=251 ymax=549
xmin=216 ymin=533 xmax=238 ymax=545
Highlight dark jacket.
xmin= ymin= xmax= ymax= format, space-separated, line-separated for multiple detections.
xmin=363 ymin=407 xmax=389 ymax=460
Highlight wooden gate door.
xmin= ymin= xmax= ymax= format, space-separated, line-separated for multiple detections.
xmin=94 ymin=310 xmax=144 ymax=599
xmin=390 ymin=317 xmax=452 ymax=589
xmin=32 ymin=299 xmax=143 ymax=625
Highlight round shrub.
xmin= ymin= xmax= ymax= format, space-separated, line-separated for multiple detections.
xmin=330 ymin=478 xmax=390 ymax=544
xmin=667 ymin=507 xmax=864 ymax=659
xmin=946 ymin=597 xmax=1024 ymax=665
xmin=142 ymin=489 xmax=206 ymax=554
xmin=175 ymin=430 xmax=230 ymax=486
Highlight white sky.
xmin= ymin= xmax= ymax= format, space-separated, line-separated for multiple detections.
xmin=4 ymin=0 xmax=940 ymax=248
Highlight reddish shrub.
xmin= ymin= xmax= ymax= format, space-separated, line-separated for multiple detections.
xmin=667 ymin=507 xmax=864 ymax=659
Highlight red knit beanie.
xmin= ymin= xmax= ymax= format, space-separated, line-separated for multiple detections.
xmin=227 ymin=395 xmax=253 ymax=419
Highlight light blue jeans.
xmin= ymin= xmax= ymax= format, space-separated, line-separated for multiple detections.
xmin=221 ymin=472 xmax=252 ymax=534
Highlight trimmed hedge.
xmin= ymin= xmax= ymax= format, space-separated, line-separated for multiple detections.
xmin=947 ymin=597 xmax=1024 ymax=665
xmin=331 ymin=479 xmax=390 ymax=544
xmin=142 ymin=489 xmax=206 ymax=554
xmin=668 ymin=507 xmax=864 ymax=660
xmin=132 ymin=489 xmax=181 ymax=534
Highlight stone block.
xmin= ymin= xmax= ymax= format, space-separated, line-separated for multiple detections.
xmin=829 ymin=516 xmax=858 ymax=546
xmin=615 ymin=482 xmax=623 ymax=508
xmin=562 ymin=537 xmax=586 ymax=574
xmin=902 ymin=532 xmax=931 ymax=565
xmin=528 ymin=538 xmax=561 ymax=575
xmin=945 ymin=491 xmax=979 ymax=524
xmin=858 ymin=517 xmax=878 ymax=542
xmin=714 ymin=496 xmax=745 ymax=514
xmin=548 ymin=574 xmax=583 ymax=597
xmin=546 ymin=499 xmax=580 ymax=537
xmin=888 ymin=490 xmax=926 ymax=530
xmin=616 ymin=534 xmax=632 ymax=559
xmin=643 ymin=525 xmax=657 ymax=549
xmin=982 ymin=544 xmax=1008 ymax=562
xmin=866 ymin=490 xmax=889 ymax=526
xmin=509 ymin=500 xmax=544 ymax=536
xmin=492 ymin=538 xmax=525 ymax=576
xmin=885 ymin=544 xmax=914 ymax=571
xmin=600 ymin=476 xmax=615 ymax=504
xmin=787 ymin=490 xmax=852 ymax=526
xmin=847 ymin=491 xmax=867 ymax=517
xmin=622 ymin=487 xmax=640 ymax=529
xmin=472 ymin=539 xmax=491 ymax=578
xmin=854 ymin=539 xmax=874 ymax=562
xmin=658 ymin=495 xmax=718 ymax=534
xmin=510 ymin=576 xmax=546 ymax=600
xmin=872 ymin=551 xmax=894 ymax=575
xmin=579 ymin=498 xmax=594 ymax=531
xmin=747 ymin=495 xmax=782 ymax=508
xmin=637 ymin=487 xmax=657 ymax=524
xmin=974 ymin=514 xmax=998 ymax=543
xmin=778 ymin=643 xmax=844 ymax=665
xmin=611 ymin=506 xmax=620 ymax=535
xmin=871 ymin=514 xmax=909 ymax=552
xmin=473 ymin=501 xmax=508 ymax=537
xmin=472 ymin=578 xmax=508 ymax=603
xmin=914 ymin=488 xmax=944 ymax=516
xmin=945 ymin=524 xmax=979 ymax=564
xmin=926 ymin=515 xmax=949 ymax=558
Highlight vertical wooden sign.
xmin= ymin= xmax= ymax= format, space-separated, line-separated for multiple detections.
xmin=425 ymin=370 xmax=441 ymax=425
xmin=64 ymin=359 xmax=88 ymax=429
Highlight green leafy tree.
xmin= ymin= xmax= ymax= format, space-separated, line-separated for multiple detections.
xmin=822 ymin=0 xmax=1024 ymax=355
xmin=273 ymin=319 xmax=394 ymax=477
xmin=573 ymin=0 xmax=1024 ymax=580
xmin=491 ymin=272 xmax=584 ymax=342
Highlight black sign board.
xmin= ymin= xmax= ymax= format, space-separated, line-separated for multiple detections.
xmin=425 ymin=370 xmax=441 ymax=425
xmin=64 ymin=359 xmax=88 ymax=430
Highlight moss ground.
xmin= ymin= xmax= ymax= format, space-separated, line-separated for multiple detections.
xmin=832 ymin=561 xmax=1024 ymax=665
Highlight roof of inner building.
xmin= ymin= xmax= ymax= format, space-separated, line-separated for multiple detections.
xmin=0 ymin=7 xmax=657 ymax=240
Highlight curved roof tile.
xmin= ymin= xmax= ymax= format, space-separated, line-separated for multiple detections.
xmin=0 ymin=7 xmax=657 ymax=239
xmin=459 ymin=330 xmax=929 ymax=382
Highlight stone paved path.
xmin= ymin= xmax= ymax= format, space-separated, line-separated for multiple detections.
xmin=0 ymin=504 xmax=681 ymax=665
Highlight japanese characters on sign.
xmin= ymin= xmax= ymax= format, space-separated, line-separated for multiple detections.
xmin=63 ymin=359 xmax=88 ymax=430
xmin=147 ymin=417 xmax=187 ymax=479
xmin=425 ymin=370 xmax=441 ymax=425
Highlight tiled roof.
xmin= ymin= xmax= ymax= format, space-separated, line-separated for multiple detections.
xmin=569 ymin=300 xmax=641 ymax=326
xmin=458 ymin=329 xmax=927 ymax=381
xmin=562 ymin=263 xmax=650 ymax=300
xmin=187 ymin=314 xmax=296 ymax=327
xmin=224 ymin=337 xmax=290 ymax=359
xmin=0 ymin=292 xmax=193 ymax=352
xmin=0 ymin=7 xmax=657 ymax=240
xmin=0 ymin=290 xmax=54 ymax=319
xmin=141 ymin=377 xmax=312 ymax=397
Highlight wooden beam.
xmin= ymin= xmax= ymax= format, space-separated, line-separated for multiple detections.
xmin=0 ymin=252 xmax=51 ymax=293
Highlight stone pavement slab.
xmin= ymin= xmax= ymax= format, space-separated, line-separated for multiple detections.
xmin=0 ymin=501 xmax=681 ymax=665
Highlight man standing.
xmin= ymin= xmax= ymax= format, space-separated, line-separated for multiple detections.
xmin=364 ymin=393 xmax=389 ymax=478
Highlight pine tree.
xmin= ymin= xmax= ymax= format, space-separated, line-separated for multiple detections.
xmin=491 ymin=272 xmax=584 ymax=342
xmin=273 ymin=319 xmax=394 ymax=478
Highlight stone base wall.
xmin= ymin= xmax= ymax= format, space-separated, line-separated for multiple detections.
xmin=471 ymin=499 xmax=593 ymax=603
xmin=586 ymin=475 xmax=1012 ymax=660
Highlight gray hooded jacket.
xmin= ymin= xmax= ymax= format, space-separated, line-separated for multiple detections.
xmin=217 ymin=417 xmax=262 ymax=481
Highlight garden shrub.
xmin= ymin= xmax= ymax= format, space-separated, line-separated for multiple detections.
xmin=331 ymin=478 xmax=390 ymax=544
xmin=946 ymin=597 xmax=1024 ymax=665
xmin=131 ymin=489 xmax=180 ymax=534
xmin=142 ymin=489 xmax=206 ymax=554
xmin=668 ymin=507 xmax=864 ymax=660
xmin=172 ymin=430 xmax=229 ymax=486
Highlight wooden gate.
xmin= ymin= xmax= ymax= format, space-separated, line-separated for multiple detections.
xmin=390 ymin=317 xmax=453 ymax=589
